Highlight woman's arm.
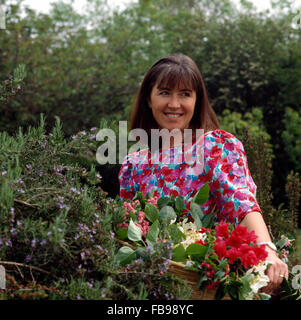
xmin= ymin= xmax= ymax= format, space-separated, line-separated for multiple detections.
xmin=240 ymin=211 xmax=272 ymax=242
xmin=240 ymin=211 xmax=289 ymax=294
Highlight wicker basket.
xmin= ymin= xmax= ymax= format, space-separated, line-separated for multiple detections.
xmin=168 ymin=260 xmax=231 ymax=300
xmin=117 ymin=239 xmax=230 ymax=300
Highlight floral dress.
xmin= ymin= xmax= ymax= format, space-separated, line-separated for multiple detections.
xmin=118 ymin=129 xmax=261 ymax=225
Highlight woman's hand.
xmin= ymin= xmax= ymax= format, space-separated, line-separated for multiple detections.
xmin=239 ymin=212 xmax=289 ymax=294
xmin=261 ymin=247 xmax=289 ymax=294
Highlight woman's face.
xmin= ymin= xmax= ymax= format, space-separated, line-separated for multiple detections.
xmin=148 ymin=82 xmax=197 ymax=132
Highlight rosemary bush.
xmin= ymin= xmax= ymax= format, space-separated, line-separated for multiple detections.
xmin=0 ymin=116 xmax=187 ymax=299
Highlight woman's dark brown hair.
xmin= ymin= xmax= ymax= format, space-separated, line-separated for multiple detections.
xmin=130 ymin=54 xmax=220 ymax=137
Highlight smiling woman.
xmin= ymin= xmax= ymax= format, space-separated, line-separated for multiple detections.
xmin=118 ymin=53 xmax=289 ymax=294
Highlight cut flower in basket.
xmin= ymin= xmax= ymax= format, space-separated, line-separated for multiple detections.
xmin=113 ymin=183 xmax=272 ymax=300
xmin=177 ymin=218 xmax=208 ymax=249
xmin=173 ymin=218 xmax=271 ymax=300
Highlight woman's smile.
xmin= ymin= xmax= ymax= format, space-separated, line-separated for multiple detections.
xmin=164 ymin=112 xmax=184 ymax=118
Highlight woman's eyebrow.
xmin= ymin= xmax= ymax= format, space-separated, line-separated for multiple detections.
xmin=179 ymin=88 xmax=193 ymax=92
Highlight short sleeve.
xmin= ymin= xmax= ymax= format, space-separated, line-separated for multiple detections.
xmin=210 ymin=130 xmax=262 ymax=225
xmin=118 ymin=155 xmax=136 ymax=200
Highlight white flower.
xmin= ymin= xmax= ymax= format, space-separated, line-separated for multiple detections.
xmin=249 ymin=274 xmax=270 ymax=295
xmin=246 ymin=260 xmax=270 ymax=278
xmin=174 ymin=218 xmax=207 ymax=249
xmin=170 ymin=217 xmax=177 ymax=224
xmin=177 ymin=218 xmax=197 ymax=233
xmin=243 ymin=261 xmax=271 ymax=299
xmin=185 ymin=260 xmax=194 ymax=267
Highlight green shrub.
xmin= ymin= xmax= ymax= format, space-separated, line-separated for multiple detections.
xmin=0 ymin=64 xmax=26 ymax=106
xmin=0 ymin=116 xmax=188 ymax=300
xmin=282 ymin=107 xmax=301 ymax=172
xmin=242 ymin=130 xmax=300 ymax=245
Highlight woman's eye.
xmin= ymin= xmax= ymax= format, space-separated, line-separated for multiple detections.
xmin=159 ymin=91 xmax=169 ymax=95
xmin=181 ymin=92 xmax=191 ymax=97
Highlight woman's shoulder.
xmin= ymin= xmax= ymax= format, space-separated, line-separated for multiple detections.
xmin=204 ymin=129 xmax=237 ymax=140
xmin=205 ymin=129 xmax=242 ymax=143
xmin=204 ymin=129 xmax=244 ymax=152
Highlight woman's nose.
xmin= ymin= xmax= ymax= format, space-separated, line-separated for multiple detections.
xmin=167 ymin=95 xmax=181 ymax=108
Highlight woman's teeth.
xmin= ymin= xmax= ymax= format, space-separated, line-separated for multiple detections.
xmin=165 ymin=113 xmax=182 ymax=118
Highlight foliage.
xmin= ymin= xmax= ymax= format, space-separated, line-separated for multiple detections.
xmin=240 ymin=128 xmax=301 ymax=242
xmin=219 ymin=107 xmax=273 ymax=159
xmin=273 ymin=234 xmax=301 ymax=300
xmin=0 ymin=116 xmax=190 ymax=300
xmin=0 ymin=274 xmax=61 ymax=299
xmin=241 ymin=130 xmax=274 ymax=229
xmin=219 ymin=107 xmax=269 ymax=139
xmin=0 ymin=63 xmax=26 ymax=106
xmin=282 ymin=107 xmax=301 ymax=172
xmin=284 ymin=171 xmax=301 ymax=240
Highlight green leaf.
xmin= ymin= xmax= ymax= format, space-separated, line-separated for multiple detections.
xmin=227 ymin=284 xmax=239 ymax=300
xmin=214 ymin=270 xmax=226 ymax=281
xmin=144 ymin=203 xmax=159 ymax=223
xmin=167 ymin=223 xmax=186 ymax=244
xmin=157 ymin=196 xmax=171 ymax=209
xmin=159 ymin=206 xmax=177 ymax=224
xmin=192 ymin=182 xmax=210 ymax=205
xmin=135 ymin=247 xmax=147 ymax=259
xmin=172 ymin=245 xmax=187 ymax=262
xmin=202 ymin=206 xmax=216 ymax=228
xmin=228 ymin=280 xmax=243 ymax=288
xmin=218 ymin=258 xmax=229 ymax=269
xmin=214 ymin=283 xmax=226 ymax=300
xmin=115 ymin=246 xmax=136 ymax=265
xmin=133 ymin=191 xmax=143 ymax=202
xmin=186 ymin=243 xmax=207 ymax=260
xmin=238 ymin=273 xmax=252 ymax=298
xmin=115 ymin=227 xmax=128 ymax=240
xmin=190 ymin=202 xmax=203 ymax=230
xmin=128 ymin=219 xmax=142 ymax=242
xmin=146 ymin=219 xmax=159 ymax=243
xmin=146 ymin=239 xmax=154 ymax=250
xmin=275 ymin=237 xmax=287 ymax=250
xmin=170 ymin=193 xmax=175 ymax=204
xmin=281 ymin=277 xmax=292 ymax=294
xmin=197 ymin=275 xmax=208 ymax=287
xmin=175 ymin=195 xmax=185 ymax=212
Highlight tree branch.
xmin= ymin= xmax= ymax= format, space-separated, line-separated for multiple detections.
xmin=0 ymin=261 xmax=50 ymax=275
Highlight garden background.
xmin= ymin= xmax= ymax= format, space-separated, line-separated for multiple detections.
xmin=0 ymin=0 xmax=300 ymax=299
